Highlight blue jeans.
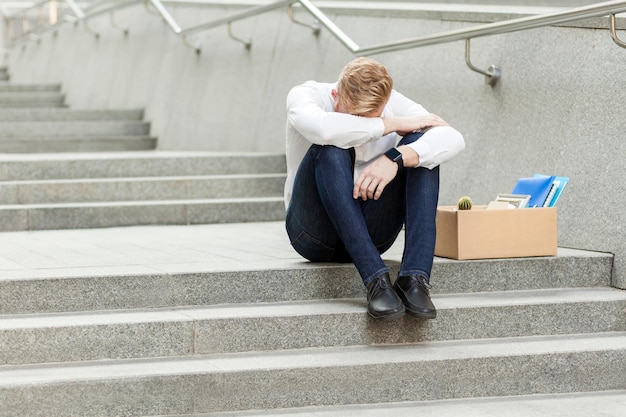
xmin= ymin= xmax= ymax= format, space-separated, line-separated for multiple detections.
xmin=285 ymin=132 xmax=440 ymax=287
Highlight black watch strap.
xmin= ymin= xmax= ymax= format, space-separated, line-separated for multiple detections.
xmin=384 ymin=148 xmax=403 ymax=170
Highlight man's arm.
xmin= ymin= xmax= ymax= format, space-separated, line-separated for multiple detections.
xmin=382 ymin=113 xmax=448 ymax=137
xmin=354 ymin=119 xmax=465 ymax=201
xmin=381 ymin=113 xmax=450 ymax=167
xmin=287 ymin=82 xmax=385 ymax=148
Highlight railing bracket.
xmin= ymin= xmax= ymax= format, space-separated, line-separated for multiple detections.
xmin=110 ymin=12 xmax=129 ymax=36
xmin=227 ymin=22 xmax=251 ymax=49
xmin=610 ymin=14 xmax=626 ymax=49
xmin=288 ymin=3 xmax=320 ymax=36
xmin=465 ymin=39 xmax=500 ymax=86
xmin=83 ymin=20 xmax=100 ymax=39
xmin=182 ymin=35 xmax=202 ymax=55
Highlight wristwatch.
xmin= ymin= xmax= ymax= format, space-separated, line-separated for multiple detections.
xmin=384 ymin=148 xmax=404 ymax=170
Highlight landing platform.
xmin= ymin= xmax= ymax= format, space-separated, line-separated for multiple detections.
xmin=0 ymin=220 xmax=609 ymax=281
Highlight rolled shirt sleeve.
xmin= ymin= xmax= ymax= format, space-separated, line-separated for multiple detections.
xmin=406 ymin=125 xmax=466 ymax=169
xmin=287 ymin=81 xmax=385 ymax=148
xmin=383 ymin=90 xmax=465 ymax=169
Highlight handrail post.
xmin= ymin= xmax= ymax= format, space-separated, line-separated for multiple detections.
xmin=464 ymin=39 xmax=500 ymax=86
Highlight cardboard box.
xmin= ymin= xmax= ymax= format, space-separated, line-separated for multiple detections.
xmin=435 ymin=206 xmax=557 ymax=260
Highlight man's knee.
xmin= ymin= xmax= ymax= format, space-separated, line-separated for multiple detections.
xmin=313 ymin=145 xmax=354 ymax=167
xmin=399 ymin=131 xmax=425 ymax=146
xmin=313 ymin=144 xmax=349 ymax=157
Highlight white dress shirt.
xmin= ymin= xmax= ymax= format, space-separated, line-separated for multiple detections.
xmin=284 ymin=80 xmax=465 ymax=208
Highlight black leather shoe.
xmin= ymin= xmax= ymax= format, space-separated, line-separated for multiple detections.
xmin=393 ymin=275 xmax=437 ymax=319
xmin=366 ymin=273 xmax=405 ymax=319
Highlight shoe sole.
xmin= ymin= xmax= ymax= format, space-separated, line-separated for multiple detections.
xmin=405 ymin=309 xmax=437 ymax=319
xmin=367 ymin=306 xmax=405 ymax=320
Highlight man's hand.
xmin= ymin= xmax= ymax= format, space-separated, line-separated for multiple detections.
xmin=353 ymin=155 xmax=398 ymax=201
xmin=383 ymin=113 xmax=449 ymax=136
xmin=352 ymin=113 xmax=449 ymax=200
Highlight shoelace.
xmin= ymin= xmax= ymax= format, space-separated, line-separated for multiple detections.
xmin=410 ymin=275 xmax=432 ymax=294
xmin=377 ymin=277 xmax=390 ymax=290
xmin=368 ymin=276 xmax=390 ymax=299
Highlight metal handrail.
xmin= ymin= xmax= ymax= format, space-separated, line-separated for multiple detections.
xmin=64 ymin=0 xmax=85 ymax=19
xmin=1 ymin=0 xmax=84 ymax=19
xmin=2 ymin=0 xmax=87 ymax=41
xmin=144 ymin=0 xmax=299 ymax=50
xmin=4 ymin=0 xmax=626 ymax=85
xmin=297 ymin=0 xmax=626 ymax=84
xmin=181 ymin=0 xmax=292 ymax=36
xmin=352 ymin=0 xmax=626 ymax=55
xmin=4 ymin=0 xmax=52 ymax=18
xmin=146 ymin=0 xmax=626 ymax=84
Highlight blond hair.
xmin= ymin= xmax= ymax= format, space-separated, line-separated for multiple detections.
xmin=336 ymin=57 xmax=393 ymax=116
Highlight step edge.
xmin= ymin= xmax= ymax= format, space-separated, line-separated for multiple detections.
xmin=1 ymin=331 xmax=624 ymax=386
xmin=2 ymin=287 xmax=624 ymax=328
xmin=0 ymin=196 xmax=286 ymax=209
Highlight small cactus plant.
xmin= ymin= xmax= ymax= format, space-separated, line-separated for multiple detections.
xmin=457 ymin=196 xmax=473 ymax=210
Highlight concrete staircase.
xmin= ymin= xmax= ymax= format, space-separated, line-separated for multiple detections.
xmin=0 ymin=82 xmax=156 ymax=152
xmin=0 ymin=76 xmax=624 ymax=416
xmin=0 ymin=224 xmax=624 ymax=416
xmin=0 ymin=151 xmax=287 ymax=231
xmin=0 ymin=80 xmax=286 ymax=231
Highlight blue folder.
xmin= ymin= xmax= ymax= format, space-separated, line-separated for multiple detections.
xmin=533 ymin=174 xmax=570 ymax=207
xmin=511 ymin=175 xmax=555 ymax=208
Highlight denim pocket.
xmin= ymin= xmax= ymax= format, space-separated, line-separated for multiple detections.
xmin=290 ymin=230 xmax=336 ymax=262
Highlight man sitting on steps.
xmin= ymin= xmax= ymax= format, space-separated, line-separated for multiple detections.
xmin=284 ymin=57 xmax=465 ymax=319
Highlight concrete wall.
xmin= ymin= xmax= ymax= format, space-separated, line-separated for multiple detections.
xmin=6 ymin=1 xmax=626 ymax=288
xmin=0 ymin=8 xmax=6 ymax=64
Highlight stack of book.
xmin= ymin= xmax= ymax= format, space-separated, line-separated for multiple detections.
xmin=494 ymin=174 xmax=569 ymax=208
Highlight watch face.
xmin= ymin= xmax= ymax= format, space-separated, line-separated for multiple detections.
xmin=384 ymin=148 xmax=403 ymax=170
xmin=386 ymin=148 xmax=401 ymax=161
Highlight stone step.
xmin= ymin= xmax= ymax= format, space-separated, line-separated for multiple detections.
xmin=0 ymin=83 xmax=61 ymax=92
xmin=0 ymin=108 xmax=144 ymax=121
xmin=1 ymin=332 xmax=624 ymax=416
xmin=0 ymin=135 xmax=157 ymax=152
xmin=0 ymin=228 xmax=612 ymax=314
xmin=161 ymin=390 xmax=626 ymax=417
xmin=0 ymin=196 xmax=286 ymax=231
xmin=0 ymin=151 xmax=287 ymax=180
xmin=0 ymin=174 xmax=286 ymax=204
xmin=1 ymin=287 xmax=624 ymax=365
xmin=0 ymin=120 xmax=150 ymax=136
xmin=0 ymin=91 xmax=65 ymax=107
